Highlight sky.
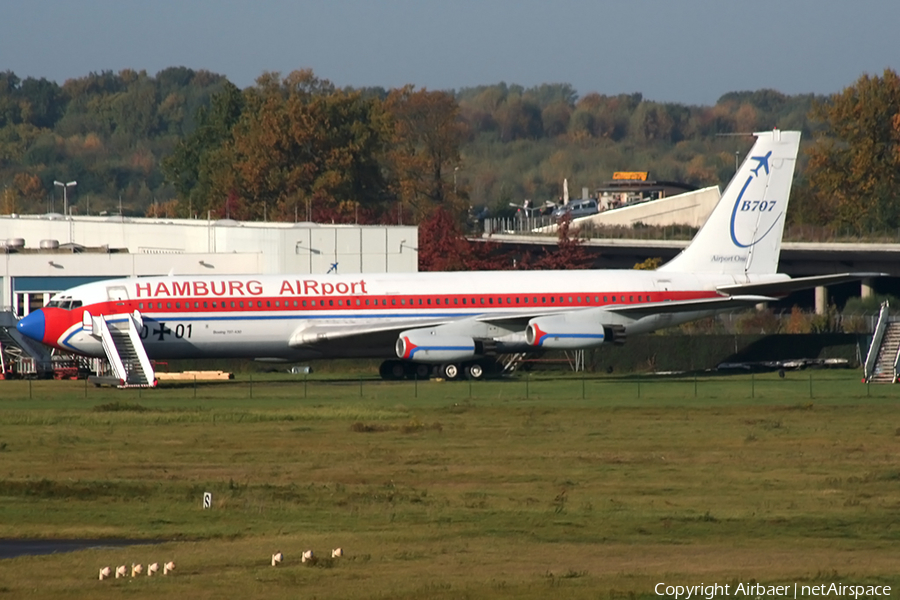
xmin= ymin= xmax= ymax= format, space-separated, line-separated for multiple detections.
xmin=3 ymin=0 xmax=898 ymax=106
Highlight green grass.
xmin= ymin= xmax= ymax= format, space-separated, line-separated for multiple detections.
xmin=0 ymin=370 xmax=899 ymax=599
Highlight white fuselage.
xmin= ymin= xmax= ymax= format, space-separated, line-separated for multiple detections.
xmin=42 ymin=269 xmax=775 ymax=361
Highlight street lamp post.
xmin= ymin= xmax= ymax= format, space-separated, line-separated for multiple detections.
xmin=53 ymin=180 xmax=77 ymax=216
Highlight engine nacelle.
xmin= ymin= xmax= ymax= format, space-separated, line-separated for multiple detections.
xmin=525 ymin=315 xmax=608 ymax=349
xmin=396 ymin=331 xmax=476 ymax=363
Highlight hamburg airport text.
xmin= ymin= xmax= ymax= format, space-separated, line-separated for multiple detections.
xmin=654 ymin=582 xmax=891 ymax=599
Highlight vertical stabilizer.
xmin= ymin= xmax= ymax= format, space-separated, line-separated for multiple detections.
xmin=658 ymin=130 xmax=800 ymax=275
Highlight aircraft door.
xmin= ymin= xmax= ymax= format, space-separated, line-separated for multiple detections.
xmin=107 ymin=285 xmax=129 ymax=301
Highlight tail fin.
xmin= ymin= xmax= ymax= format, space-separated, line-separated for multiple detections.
xmin=658 ymin=130 xmax=801 ymax=276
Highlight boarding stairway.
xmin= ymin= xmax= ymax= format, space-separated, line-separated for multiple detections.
xmin=85 ymin=311 xmax=156 ymax=388
xmin=863 ymin=302 xmax=900 ymax=384
xmin=0 ymin=310 xmax=53 ymax=378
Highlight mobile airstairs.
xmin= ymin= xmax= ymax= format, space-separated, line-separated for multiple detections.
xmin=863 ymin=302 xmax=900 ymax=384
xmin=83 ymin=310 xmax=156 ymax=388
xmin=0 ymin=310 xmax=53 ymax=378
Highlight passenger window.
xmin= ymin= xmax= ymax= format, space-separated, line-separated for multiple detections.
xmin=630 ymin=296 xmax=633 ymax=302
xmin=203 ymin=302 xmax=208 ymax=308
xmin=329 ymin=300 xmax=334 ymax=306
xmin=550 ymin=297 xmax=555 ymax=304
xmin=138 ymin=302 xmax=143 ymax=309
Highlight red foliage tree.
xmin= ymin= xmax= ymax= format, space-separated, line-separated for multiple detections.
xmin=419 ymin=209 xmax=595 ymax=272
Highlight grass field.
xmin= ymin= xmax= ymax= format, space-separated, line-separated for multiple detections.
xmin=0 ymin=370 xmax=898 ymax=599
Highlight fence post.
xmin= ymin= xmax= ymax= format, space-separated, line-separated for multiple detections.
xmin=694 ymin=375 xmax=698 ymax=398
xmin=526 ymin=372 xmax=529 ymax=399
xmin=582 ymin=374 xmax=586 ymax=399
xmin=29 ymin=378 xmax=32 ymax=400
xmin=304 ymin=373 xmax=308 ymax=399
xmin=84 ymin=377 xmax=88 ymax=398
xmin=637 ymin=375 xmax=641 ymax=399
xmin=250 ymin=374 xmax=253 ymax=399
xmin=193 ymin=375 xmax=197 ymax=399
xmin=808 ymin=372 xmax=813 ymax=399
xmin=359 ymin=375 xmax=363 ymax=397
xmin=751 ymin=372 xmax=755 ymax=399
xmin=414 ymin=372 xmax=418 ymax=398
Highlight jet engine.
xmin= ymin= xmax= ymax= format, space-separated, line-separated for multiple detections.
xmin=396 ymin=331 xmax=477 ymax=363
xmin=526 ymin=315 xmax=623 ymax=349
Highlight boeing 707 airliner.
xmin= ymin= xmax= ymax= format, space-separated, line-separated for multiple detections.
xmin=15 ymin=130 xmax=877 ymax=383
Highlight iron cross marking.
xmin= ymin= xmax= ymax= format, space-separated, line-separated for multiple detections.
xmin=153 ymin=322 xmax=172 ymax=341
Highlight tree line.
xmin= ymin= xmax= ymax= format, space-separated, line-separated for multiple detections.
xmin=0 ymin=67 xmax=898 ymax=240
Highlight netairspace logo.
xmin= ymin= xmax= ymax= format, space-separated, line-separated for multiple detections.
xmin=654 ymin=582 xmax=892 ymax=599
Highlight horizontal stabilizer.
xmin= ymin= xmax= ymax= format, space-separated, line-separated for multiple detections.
xmin=716 ymin=272 xmax=886 ymax=297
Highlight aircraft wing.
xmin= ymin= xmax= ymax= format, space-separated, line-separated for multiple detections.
xmin=716 ymin=273 xmax=885 ymax=297
xmin=288 ymin=309 xmax=569 ymax=349
xmin=599 ymin=294 xmax=777 ymax=317
xmin=288 ymin=295 xmax=775 ymax=349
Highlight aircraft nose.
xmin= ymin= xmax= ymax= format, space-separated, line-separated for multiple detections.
xmin=16 ymin=309 xmax=46 ymax=342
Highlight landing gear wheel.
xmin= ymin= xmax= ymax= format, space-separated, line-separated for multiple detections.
xmin=379 ymin=360 xmax=406 ymax=381
xmin=442 ymin=363 xmax=460 ymax=380
xmin=465 ymin=362 xmax=485 ymax=380
xmin=414 ymin=363 xmax=431 ymax=379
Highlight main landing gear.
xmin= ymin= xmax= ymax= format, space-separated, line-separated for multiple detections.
xmin=378 ymin=360 xmax=489 ymax=381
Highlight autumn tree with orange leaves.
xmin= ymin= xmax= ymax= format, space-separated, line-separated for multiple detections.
xmin=213 ymin=70 xmax=392 ymax=222
xmin=806 ymin=69 xmax=900 ymax=234
xmin=384 ymin=87 xmax=468 ymax=222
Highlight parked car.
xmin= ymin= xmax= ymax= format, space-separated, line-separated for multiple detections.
xmin=551 ymin=199 xmax=599 ymax=220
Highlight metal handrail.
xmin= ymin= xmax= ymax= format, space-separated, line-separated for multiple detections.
xmin=864 ymin=301 xmax=889 ymax=381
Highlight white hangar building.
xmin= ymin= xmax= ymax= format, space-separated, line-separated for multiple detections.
xmin=0 ymin=215 xmax=418 ymax=317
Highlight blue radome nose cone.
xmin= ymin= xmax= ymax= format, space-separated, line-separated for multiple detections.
xmin=16 ymin=309 xmax=45 ymax=342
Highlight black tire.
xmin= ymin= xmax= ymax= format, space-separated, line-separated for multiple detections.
xmin=379 ymin=360 xmax=406 ymax=381
xmin=465 ymin=362 xmax=485 ymax=380
xmin=442 ymin=363 xmax=460 ymax=380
